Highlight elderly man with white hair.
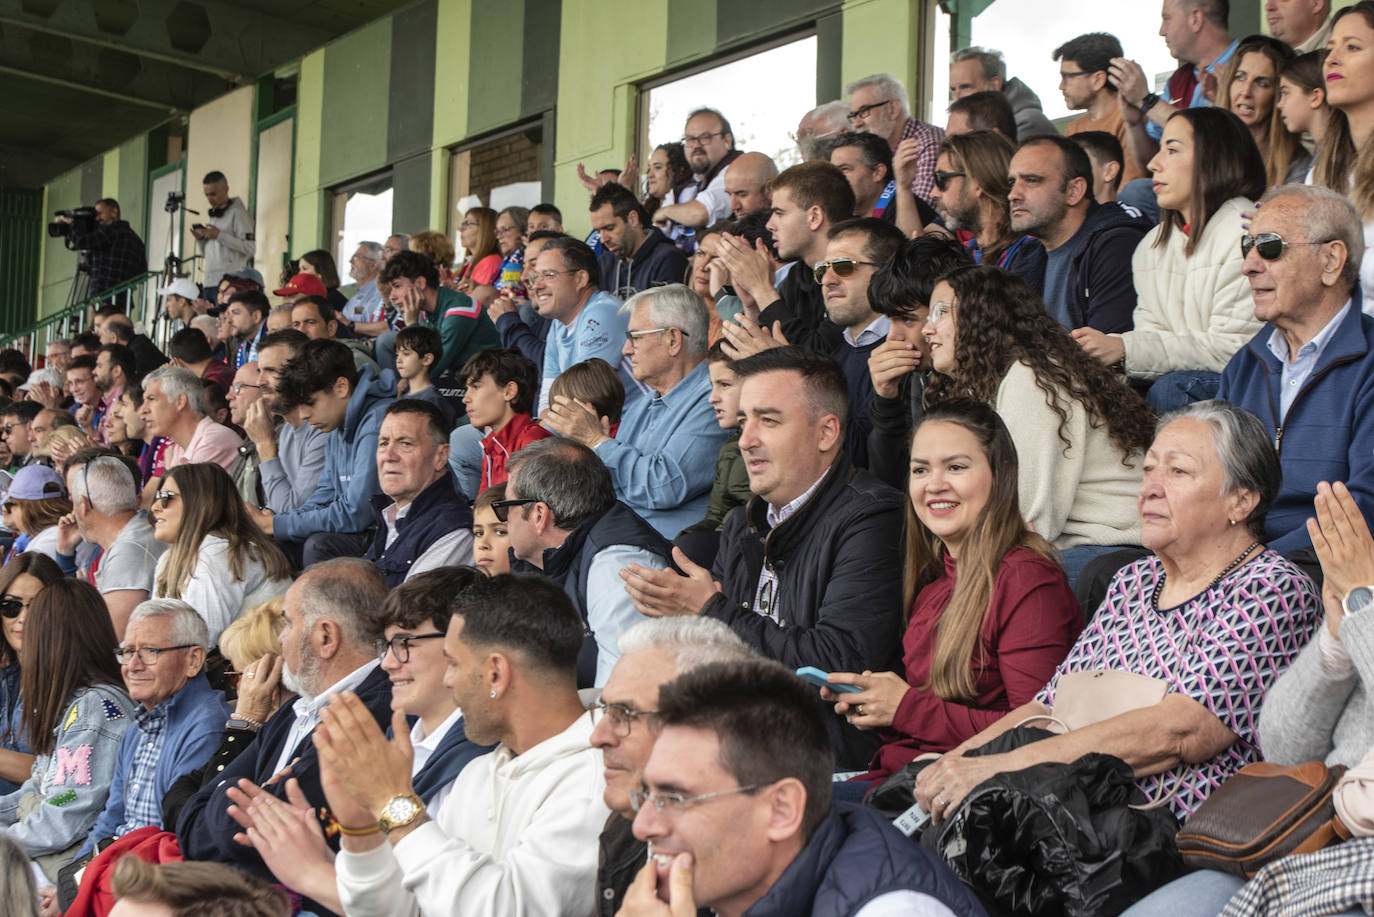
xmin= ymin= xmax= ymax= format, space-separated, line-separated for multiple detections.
xmin=1217 ymin=182 xmax=1374 ymax=558
xmin=796 ymin=101 xmax=849 ymax=161
xmin=844 ymin=72 xmax=944 ymax=203
xmin=542 ymin=283 xmax=729 ymax=537
xmin=59 ymin=454 xmax=167 ymax=637
xmin=140 ymin=364 xmax=242 ymax=474
xmin=76 ymin=599 xmax=229 ymax=858
xmin=343 ymin=241 xmax=388 ymax=337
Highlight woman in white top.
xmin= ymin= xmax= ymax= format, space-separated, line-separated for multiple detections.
xmin=1072 ymin=106 xmax=1266 ymax=411
xmin=1312 ymin=1 xmax=1374 ymax=315
xmin=151 ymin=462 xmax=292 ymax=643
xmin=923 ymin=264 xmax=1155 ymax=587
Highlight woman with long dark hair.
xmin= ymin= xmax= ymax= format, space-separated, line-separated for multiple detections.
xmin=0 ymin=554 xmax=63 ymax=795
xmin=455 ymin=207 xmax=502 ymax=307
xmin=644 ymin=142 xmax=697 ymax=253
xmin=151 ymin=463 xmax=292 ymax=644
xmin=924 ymin=265 xmax=1155 ymax=584
xmin=1313 ymin=0 xmax=1374 ymax=314
xmin=821 ymin=400 xmax=1080 ymax=782
xmin=1218 ymin=35 xmax=1301 ymax=184
xmin=0 ymin=578 xmax=133 ymax=881
xmin=1072 ymin=107 xmax=1265 ymax=411
xmin=296 ymin=249 xmax=349 ymax=317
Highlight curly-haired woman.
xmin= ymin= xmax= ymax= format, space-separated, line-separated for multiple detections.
xmin=924 ymin=264 xmax=1155 ymax=584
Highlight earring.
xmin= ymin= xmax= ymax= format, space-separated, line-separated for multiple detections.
xmin=1228 ymin=518 xmax=1236 ymax=526
xmin=489 ymin=690 xmax=496 ymax=699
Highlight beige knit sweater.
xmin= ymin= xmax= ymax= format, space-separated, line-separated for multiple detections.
xmin=995 ymin=360 xmax=1143 ymax=549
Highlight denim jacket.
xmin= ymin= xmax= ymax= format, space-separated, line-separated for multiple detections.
xmin=0 ymin=683 xmax=135 ymax=855
xmin=0 ymin=662 xmax=28 ymax=795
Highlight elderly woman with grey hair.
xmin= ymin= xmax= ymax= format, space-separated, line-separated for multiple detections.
xmin=914 ymin=401 xmax=1322 ymax=838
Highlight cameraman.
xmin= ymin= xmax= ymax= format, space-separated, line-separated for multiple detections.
xmin=191 ymin=170 xmax=255 ymax=291
xmin=57 ymin=199 xmax=147 ymax=301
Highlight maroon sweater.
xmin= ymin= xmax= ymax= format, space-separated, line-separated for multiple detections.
xmin=866 ymin=547 xmax=1081 ymax=779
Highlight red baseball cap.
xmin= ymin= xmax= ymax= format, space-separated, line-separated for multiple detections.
xmin=273 ymin=272 xmax=328 ymax=298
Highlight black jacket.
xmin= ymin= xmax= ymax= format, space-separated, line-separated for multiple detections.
xmin=866 ymin=371 xmax=926 ymax=490
xmin=366 ymin=471 xmax=472 ymax=588
xmin=1063 ymin=202 xmax=1154 ymax=332
xmin=175 ymin=665 xmax=393 ymax=917
xmin=703 ymin=456 xmax=903 ymax=767
xmin=597 ymin=226 xmax=690 ymax=298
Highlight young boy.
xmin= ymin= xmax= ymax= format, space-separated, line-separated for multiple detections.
xmin=546 ymin=357 xmax=625 ymax=439
xmin=394 ymin=325 xmax=459 ymax=426
xmin=460 ymin=348 xmax=549 ymax=490
xmin=676 ymin=341 xmax=752 ymax=565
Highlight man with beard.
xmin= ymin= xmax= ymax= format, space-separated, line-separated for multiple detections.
xmin=1008 ymin=135 xmax=1150 ymax=332
xmin=173 ymin=558 xmax=392 ymax=917
xmin=651 ymin=108 xmax=743 ymax=228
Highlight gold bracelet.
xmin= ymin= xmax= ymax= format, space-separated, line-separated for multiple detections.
xmin=336 ymin=822 xmax=382 ymax=836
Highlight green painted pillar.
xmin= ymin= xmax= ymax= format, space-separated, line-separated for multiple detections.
xmin=940 ymin=0 xmax=996 ymax=52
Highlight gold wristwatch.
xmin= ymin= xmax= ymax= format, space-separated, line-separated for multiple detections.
xmin=376 ymin=793 xmax=425 ymax=833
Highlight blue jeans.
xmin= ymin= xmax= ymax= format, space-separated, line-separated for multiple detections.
xmin=374 ymin=330 xmax=398 ymax=374
xmin=449 ymin=423 xmax=485 ymax=501
xmin=1121 ymin=870 xmax=1246 ymax=917
xmin=1146 ymin=370 xmax=1220 ymax=413
xmin=1058 ymin=543 xmax=1136 ymax=594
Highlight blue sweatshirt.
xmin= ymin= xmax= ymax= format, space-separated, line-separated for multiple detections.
xmin=538 ymin=291 xmax=641 ymax=415
xmin=273 ymin=364 xmax=396 ymax=541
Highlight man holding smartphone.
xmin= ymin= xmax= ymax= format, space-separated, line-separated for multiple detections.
xmin=192 ymin=170 xmax=255 ymax=292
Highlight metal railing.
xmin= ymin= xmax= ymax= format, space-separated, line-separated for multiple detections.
xmin=0 ymin=257 xmax=200 ymax=365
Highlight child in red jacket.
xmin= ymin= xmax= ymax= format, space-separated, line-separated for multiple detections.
xmin=461 ymin=348 xmax=549 ymax=490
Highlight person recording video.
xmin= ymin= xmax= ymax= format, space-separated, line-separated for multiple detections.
xmin=191 ymin=170 xmax=255 ymax=291
xmin=53 ymin=199 xmax=147 ymax=302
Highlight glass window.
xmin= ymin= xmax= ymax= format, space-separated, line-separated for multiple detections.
xmin=640 ymin=34 xmax=818 ymax=178
xmin=330 ymin=173 xmax=393 ymax=278
xmin=447 ymin=121 xmax=545 ymax=249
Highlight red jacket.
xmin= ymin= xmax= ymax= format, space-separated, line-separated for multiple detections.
xmin=865 ymin=547 xmax=1081 ymax=779
xmin=480 ymin=412 xmax=552 ymax=491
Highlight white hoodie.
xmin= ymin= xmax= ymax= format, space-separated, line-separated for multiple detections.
xmin=335 ymin=713 xmax=607 ymax=917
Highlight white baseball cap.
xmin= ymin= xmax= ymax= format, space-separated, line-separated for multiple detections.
xmin=157 ymin=278 xmax=201 ymax=300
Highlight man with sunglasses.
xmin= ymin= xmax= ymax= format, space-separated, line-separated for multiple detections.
xmin=504 ymin=437 xmax=672 ymax=687
xmin=1217 ymin=184 xmax=1374 ymax=560
xmin=1 ymin=401 xmax=41 ymax=470
xmin=651 ymin=108 xmax=741 ymax=229
xmin=590 ymin=617 xmax=752 ymax=916
xmin=78 ymin=599 xmax=229 ymax=860
xmin=617 ymin=659 xmax=984 ymax=917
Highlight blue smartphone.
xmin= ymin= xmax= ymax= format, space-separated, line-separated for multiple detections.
xmin=795 ymin=666 xmax=862 ymax=694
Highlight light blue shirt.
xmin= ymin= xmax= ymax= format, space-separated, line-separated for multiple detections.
xmin=343 ymin=278 xmax=383 ymax=323
xmin=843 ymin=314 xmax=890 ymax=349
xmin=538 ymin=290 xmax=641 ymax=415
xmin=1266 ymin=300 xmax=1352 ymax=421
xmin=594 ymin=359 xmax=731 ymax=537
xmin=1147 ymin=40 xmax=1239 ymax=140
xmin=586 ymin=546 xmax=667 ymax=686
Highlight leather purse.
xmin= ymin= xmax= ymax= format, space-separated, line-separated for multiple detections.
xmin=1175 ymin=761 xmax=1352 ymax=877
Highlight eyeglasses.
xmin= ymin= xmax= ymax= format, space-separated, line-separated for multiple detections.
xmin=459 ymin=220 xmax=479 ymax=229
xmin=153 ymin=489 xmax=180 ymax=509
xmin=231 ymin=382 xmax=261 ymax=395
xmin=928 ymin=300 xmax=957 ymax=325
xmin=373 ymin=632 xmax=445 ymax=664
xmin=628 ymin=783 xmax=765 ymax=816
xmin=1240 ymin=232 xmax=1329 ymax=261
xmin=115 ymin=644 xmax=195 ymax=666
xmin=224 ymin=670 xmax=244 ymax=691
xmin=681 ymin=131 xmax=726 ymax=146
xmin=531 ymin=269 xmax=576 ymax=282
xmin=1 ymin=425 xmax=12 ymax=435
xmin=495 ymin=225 xmax=519 ymax=237
xmin=1 ymin=502 xmax=14 ymax=513
xmin=625 ymin=327 xmax=688 ymax=345
xmin=846 ymin=99 xmax=894 ymax=123
xmin=0 ymin=596 xmax=34 ymax=619
xmin=589 ymin=699 xmax=660 ymax=738
xmin=1058 ymin=70 xmax=1093 ymax=83
xmin=490 ymin=498 xmax=537 ymax=522
xmin=932 ymin=171 xmax=966 ymax=192
xmin=813 ymin=258 xmax=880 ymax=284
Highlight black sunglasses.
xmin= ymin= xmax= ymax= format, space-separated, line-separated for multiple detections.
xmin=1240 ymin=232 xmax=1328 ymax=261
xmin=490 ymin=498 xmax=537 ymax=523
xmin=932 ymin=170 xmax=966 ymax=192
xmin=0 ymin=597 xmax=30 ymax=619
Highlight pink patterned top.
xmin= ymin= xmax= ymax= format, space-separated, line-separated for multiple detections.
xmin=1038 ymin=549 xmax=1321 ymax=820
